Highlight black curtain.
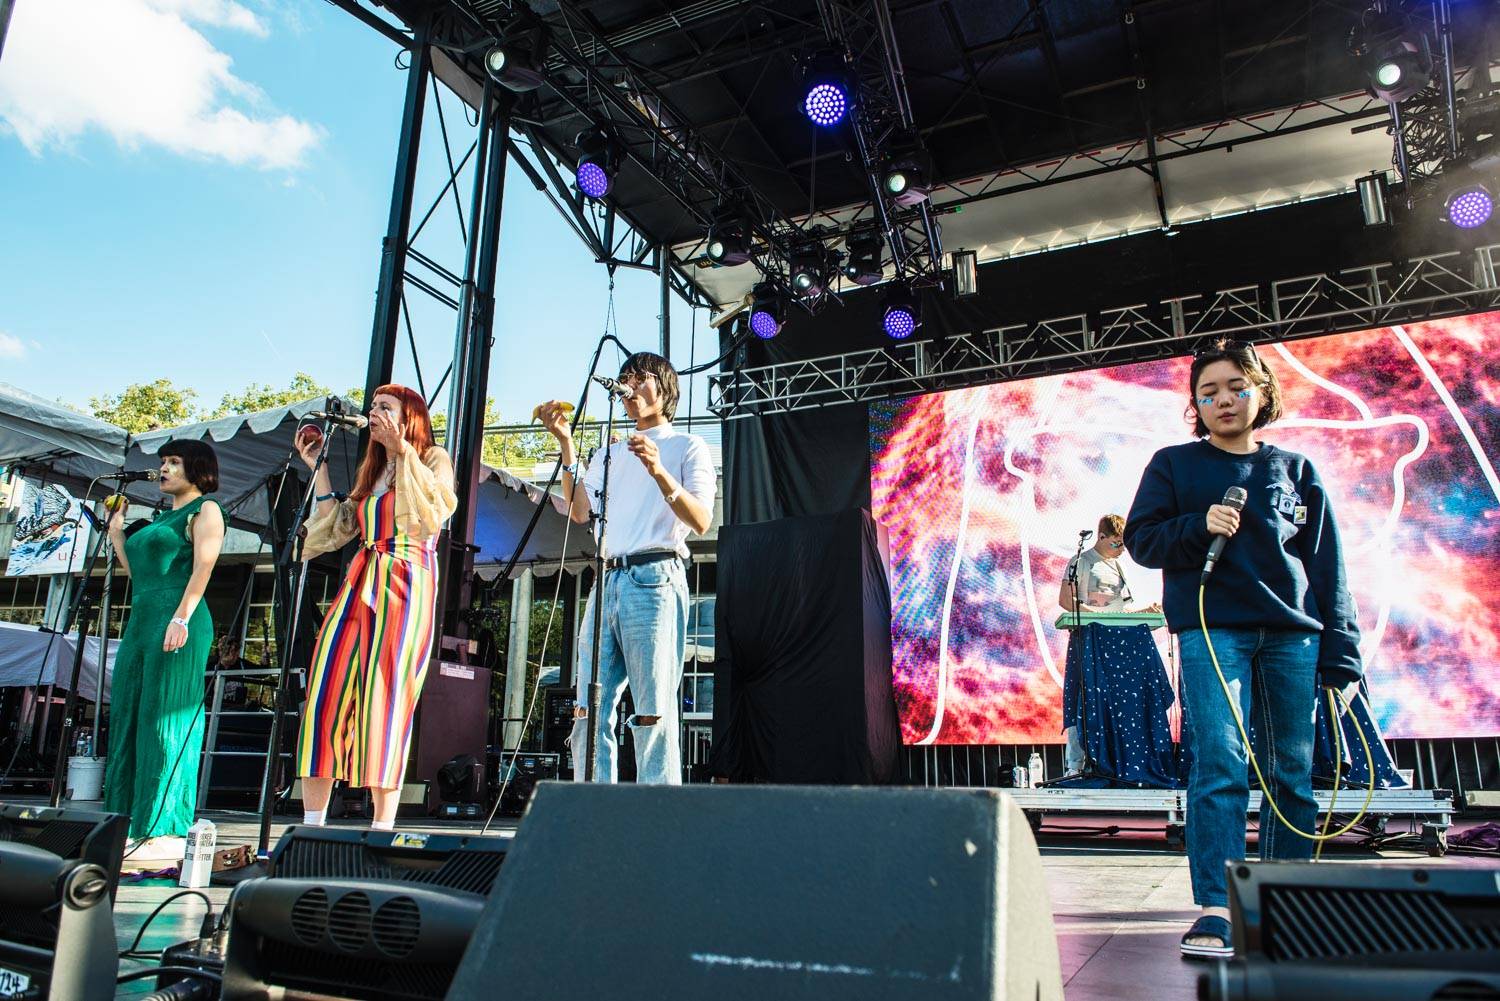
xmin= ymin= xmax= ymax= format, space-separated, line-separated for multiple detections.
xmin=723 ymin=404 xmax=871 ymax=525
xmin=710 ymin=509 xmax=898 ymax=784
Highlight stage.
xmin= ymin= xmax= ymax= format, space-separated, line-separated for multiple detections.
xmin=99 ymin=805 xmax=1494 ymax=1000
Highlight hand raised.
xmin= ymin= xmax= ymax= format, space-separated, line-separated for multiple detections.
xmin=627 ymin=433 xmax=662 ymax=475
xmin=296 ymin=425 xmax=323 ymax=470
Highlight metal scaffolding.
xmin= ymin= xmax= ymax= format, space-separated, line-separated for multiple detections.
xmin=708 ymin=243 xmax=1500 ymax=418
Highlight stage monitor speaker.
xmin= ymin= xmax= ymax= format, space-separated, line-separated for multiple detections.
xmin=221 ymin=825 xmax=510 ymax=1001
xmin=408 ymin=659 xmax=491 ymax=814
xmin=1200 ymin=860 xmax=1500 ymax=1001
xmin=449 ymin=783 xmax=1063 ymax=1001
xmin=0 ymin=803 xmax=129 ymax=1001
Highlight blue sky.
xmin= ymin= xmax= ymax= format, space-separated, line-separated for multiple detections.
xmin=0 ymin=0 xmax=713 ymax=426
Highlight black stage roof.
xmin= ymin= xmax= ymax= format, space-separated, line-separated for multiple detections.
xmin=351 ymin=0 xmax=1496 ymax=308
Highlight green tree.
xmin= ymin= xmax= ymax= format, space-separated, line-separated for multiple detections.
xmin=209 ymin=372 xmax=331 ymax=418
xmin=89 ymin=379 xmax=199 ymax=433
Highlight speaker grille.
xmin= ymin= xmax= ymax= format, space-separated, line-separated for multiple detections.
xmin=290 ymin=888 xmax=328 ymax=946
xmin=328 ymin=891 xmax=372 ymax=952
xmin=372 ymin=896 xmax=421 ymax=958
xmin=1265 ymin=886 xmax=1500 ymax=961
xmin=261 ymin=941 xmax=453 ymax=1001
xmin=273 ymin=839 xmax=504 ymax=895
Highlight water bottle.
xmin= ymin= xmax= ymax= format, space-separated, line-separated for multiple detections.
xmin=1027 ymin=751 xmax=1044 ymax=788
xmin=74 ymin=728 xmax=92 ymax=757
xmin=180 ymin=818 xmax=217 ymax=888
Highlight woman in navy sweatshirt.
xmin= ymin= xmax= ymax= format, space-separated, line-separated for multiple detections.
xmin=1124 ymin=339 xmax=1362 ymax=959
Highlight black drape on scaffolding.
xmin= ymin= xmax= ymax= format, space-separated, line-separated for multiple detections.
xmin=709 ymin=509 xmax=898 ymax=784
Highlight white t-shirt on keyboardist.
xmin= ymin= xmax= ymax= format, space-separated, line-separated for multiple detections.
xmin=581 ymin=423 xmax=716 ymax=559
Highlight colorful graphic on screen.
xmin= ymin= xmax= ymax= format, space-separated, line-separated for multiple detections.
xmin=870 ymin=314 xmax=1500 ymax=744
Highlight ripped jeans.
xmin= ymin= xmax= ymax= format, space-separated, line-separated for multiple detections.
xmin=569 ymin=558 xmax=689 ymax=785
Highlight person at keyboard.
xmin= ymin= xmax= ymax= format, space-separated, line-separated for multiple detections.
xmin=1057 ymin=514 xmax=1165 ymax=778
xmin=538 ymin=352 xmax=716 ymax=785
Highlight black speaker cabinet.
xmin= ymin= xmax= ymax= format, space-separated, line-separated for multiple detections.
xmin=449 ymin=783 xmax=1063 ymax=1001
xmin=221 ymin=825 xmax=509 ymax=1001
xmin=408 ymin=660 xmax=492 ymax=814
xmin=1199 ymin=860 xmax=1500 ymax=1001
xmin=0 ymin=803 xmax=128 ymax=1000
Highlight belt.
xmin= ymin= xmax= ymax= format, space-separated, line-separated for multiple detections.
xmin=604 ymin=550 xmax=681 ymax=571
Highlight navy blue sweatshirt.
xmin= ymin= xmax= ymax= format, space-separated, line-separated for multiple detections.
xmin=1124 ymin=440 xmax=1362 ymax=686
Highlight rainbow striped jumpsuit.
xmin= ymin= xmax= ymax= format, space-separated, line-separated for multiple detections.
xmin=297 ymin=487 xmax=441 ymax=790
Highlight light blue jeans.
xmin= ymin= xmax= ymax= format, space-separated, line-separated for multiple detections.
xmin=570 ymin=559 xmax=689 ymax=785
xmin=1178 ymin=627 xmax=1319 ymax=907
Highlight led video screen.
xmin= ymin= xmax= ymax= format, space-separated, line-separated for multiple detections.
xmin=871 ymin=314 xmax=1500 ymax=744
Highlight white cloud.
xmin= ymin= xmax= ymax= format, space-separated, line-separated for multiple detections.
xmin=0 ymin=333 xmax=26 ymax=360
xmin=144 ymin=0 xmax=268 ymax=37
xmin=0 ymin=0 xmax=321 ymax=170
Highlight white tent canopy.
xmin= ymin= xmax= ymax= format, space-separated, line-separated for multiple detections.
xmin=0 ymin=383 xmax=129 ymax=467
xmin=0 ymin=621 xmax=119 ymax=702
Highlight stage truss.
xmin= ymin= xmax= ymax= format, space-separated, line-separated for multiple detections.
xmin=708 ymin=243 xmax=1500 ymax=418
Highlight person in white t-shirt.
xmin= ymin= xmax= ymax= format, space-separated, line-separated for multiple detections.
xmin=537 ymin=352 xmax=716 ymax=784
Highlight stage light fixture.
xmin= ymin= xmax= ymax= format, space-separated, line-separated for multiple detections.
xmin=707 ymin=220 xmax=752 ymax=266
xmin=882 ymin=149 xmax=933 ymax=207
xmin=574 ymin=127 xmax=617 ymax=200
xmin=789 ymin=244 xmax=833 ymax=298
xmin=881 ymin=283 xmax=921 ymax=339
xmin=1444 ymin=183 xmax=1494 ymax=229
xmin=1356 ymin=171 xmax=1390 ymax=227
xmin=800 ymin=50 xmax=852 ymax=128
xmin=484 ymin=41 xmax=544 ymax=92
xmin=749 ymin=282 xmax=784 ymax=339
xmin=1351 ymin=12 xmax=1432 ymax=103
xmin=952 ymin=248 xmax=978 ymax=297
xmin=842 ymin=233 xmax=884 ymax=286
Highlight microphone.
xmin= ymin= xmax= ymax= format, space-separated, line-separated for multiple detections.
xmin=592 ymin=375 xmax=635 ymax=400
xmin=1201 ymin=485 xmax=1248 ymax=583
xmin=309 ymin=410 xmax=369 ymax=428
xmin=1078 ymin=530 xmax=1094 ymax=539
xmin=110 ymin=470 xmax=159 ymax=483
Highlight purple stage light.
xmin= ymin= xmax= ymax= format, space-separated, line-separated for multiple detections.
xmin=576 ymin=160 xmax=612 ymax=199
xmin=1446 ymin=187 xmax=1493 ymax=230
xmin=750 ymin=309 xmax=781 ymax=339
xmin=803 ymin=83 xmax=848 ymax=127
xmin=884 ymin=306 xmax=916 ymax=339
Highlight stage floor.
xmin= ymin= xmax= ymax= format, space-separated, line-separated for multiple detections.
xmin=103 ymin=811 xmax=1495 ymax=999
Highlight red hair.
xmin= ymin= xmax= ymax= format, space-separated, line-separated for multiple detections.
xmin=350 ymin=384 xmax=437 ymax=501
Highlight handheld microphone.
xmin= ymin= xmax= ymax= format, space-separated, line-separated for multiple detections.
xmin=591 ymin=375 xmax=635 ymax=400
xmin=309 ymin=410 xmax=369 ymax=428
xmin=1201 ymin=485 xmax=1248 ymax=583
xmin=110 ymin=469 xmax=159 ymax=483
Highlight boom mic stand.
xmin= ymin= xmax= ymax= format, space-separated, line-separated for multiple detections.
xmin=582 ymin=391 xmax=619 ymax=783
xmin=48 ymin=482 xmax=124 ymax=807
xmin=1044 ymin=531 xmax=1105 ymax=786
xmin=256 ymin=415 xmax=343 ymax=857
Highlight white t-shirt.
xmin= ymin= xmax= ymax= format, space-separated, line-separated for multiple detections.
xmin=581 ymin=423 xmax=716 ymax=559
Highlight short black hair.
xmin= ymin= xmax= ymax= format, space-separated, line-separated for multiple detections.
xmin=619 ymin=351 xmax=681 ymax=422
xmin=159 ymin=438 xmax=220 ymax=493
xmin=1185 ymin=339 xmax=1284 ymax=438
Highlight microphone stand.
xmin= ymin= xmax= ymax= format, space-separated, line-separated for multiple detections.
xmin=256 ymin=418 xmax=342 ymax=857
xmin=582 ymin=392 xmax=618 ymax=783
xmin=47 ymin=493 xmax=115 ymax=807
xmin=1049 ymin=533 xmax=1102 ymax=785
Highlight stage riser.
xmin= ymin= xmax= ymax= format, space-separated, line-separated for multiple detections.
xmin=899 ymin=738 xmax=1500 ymax=796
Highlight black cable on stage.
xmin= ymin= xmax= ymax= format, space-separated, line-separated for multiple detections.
xmin=117 ymin=889 xmax=215 ymax=960
xmin=116 ymin=967 xmax=222 ymax=986
xmin=679 ymin=327 xmax=746 ymax=377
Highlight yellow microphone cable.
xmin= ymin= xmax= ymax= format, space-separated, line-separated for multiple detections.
xmin=1196 ymin=585 xmax=1376 ymax=850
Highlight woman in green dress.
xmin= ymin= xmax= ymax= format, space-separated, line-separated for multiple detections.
xmin=103 ymin=439 xmax=225 ymax=857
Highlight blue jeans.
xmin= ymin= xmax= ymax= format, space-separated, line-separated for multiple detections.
xmin=1178 ymin=627 xmax=1318 ymax=907
xmin=570 ymin=559 xmax=689 ymax=785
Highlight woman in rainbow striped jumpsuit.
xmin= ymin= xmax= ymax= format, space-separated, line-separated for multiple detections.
xmin=293 ymin=384 xmax=457 ymax=830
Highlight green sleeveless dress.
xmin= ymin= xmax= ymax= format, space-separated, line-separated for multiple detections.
xmin=103 ymin=496 xmax=218 ymax=839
